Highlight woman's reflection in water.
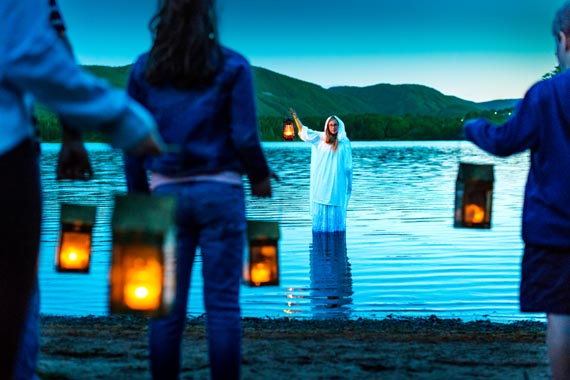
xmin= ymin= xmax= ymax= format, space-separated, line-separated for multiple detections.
xmin=309 ymin=231 xmax=353 ymax=318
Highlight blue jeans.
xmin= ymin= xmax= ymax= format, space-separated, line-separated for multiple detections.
xmin=150 ymin=181 xmax=246 ymax=380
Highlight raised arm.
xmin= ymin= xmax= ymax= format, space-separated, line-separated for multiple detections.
xmin=288 ymin=108 xmax=303 ymax=134
xmin=288 ymin=108 xmax=321 ymax=145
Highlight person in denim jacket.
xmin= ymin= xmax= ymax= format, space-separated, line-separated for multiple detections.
xmin=124 ymin=1 xmax=274 ymax=379
xmin=463 ymin=3 xmax=570 ymax=378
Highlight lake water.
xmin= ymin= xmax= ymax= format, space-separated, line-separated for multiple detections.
xmin=38 ymin=141 xmax=542 ymax=323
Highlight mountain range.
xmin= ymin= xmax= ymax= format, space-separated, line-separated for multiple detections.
xmin=83 ymin=64 xmax=519 ymax=118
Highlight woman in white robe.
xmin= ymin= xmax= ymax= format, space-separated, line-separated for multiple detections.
xmin=289 ymin=109 xmax=352 ymax=231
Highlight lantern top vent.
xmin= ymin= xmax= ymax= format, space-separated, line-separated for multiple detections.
xmin=457 ymin=162 xmax=494 ymax=181
xmin=60 ymin=203 xmax=96 ymax=225
xmin=247 ymin=220 xmax=280 ymax=241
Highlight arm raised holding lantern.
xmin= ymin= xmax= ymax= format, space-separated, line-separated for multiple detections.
xmin=288 ymin=108 xmax=321 ymax=145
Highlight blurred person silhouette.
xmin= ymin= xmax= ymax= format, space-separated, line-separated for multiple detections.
xmin=289 ymin=109 xmax=352 ymax=232
xmin=123 ymin=0 xmax=274 ymax=379
xmin=463 ymin=2 xmax=570 ymax=378
xmin=48 ymin=0 xmax=94 ymax=182
xmin=12 ymin=1 xmax=96 ymax=379
xmin=310 ymin=231 xmax=353 ymax=318
xmin=0 ymin=0 xmax=163 ymax=378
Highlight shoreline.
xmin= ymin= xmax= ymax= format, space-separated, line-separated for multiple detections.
xmin=39 ymin=314 xmax=549 ymax=380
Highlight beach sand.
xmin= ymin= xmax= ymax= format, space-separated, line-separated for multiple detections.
xmin=38 ymin=315 xmax=549 ymax=380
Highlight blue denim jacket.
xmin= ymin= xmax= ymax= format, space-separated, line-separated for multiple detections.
xmin=464 ymin=70 xmax=570 ymax=248
xmin=125 ymin=48 xmax=269 ymax=192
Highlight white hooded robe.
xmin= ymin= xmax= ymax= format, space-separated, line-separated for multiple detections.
xmin=299 ymin=115 xmax=352 ymax=231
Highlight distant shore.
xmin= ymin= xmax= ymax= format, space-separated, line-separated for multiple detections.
xmin=39 ymin=314 xmax=549 ymax=380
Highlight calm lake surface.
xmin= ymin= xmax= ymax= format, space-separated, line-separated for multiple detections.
xmin=39 ymin=141 xmax=542 ymax=322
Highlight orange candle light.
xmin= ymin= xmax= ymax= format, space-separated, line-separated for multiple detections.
xmin=122 ymin=247 xmax=163 ymax=311
xmin=251 ymin=263 xmax=271 ymax=285
xmin=110 ymin=194 xmax=177 ymax=317
xmin=283 ymin=118 xmax=295 ymax=141
xmin=55 ymin=204 xmax=96 ymax=273
xmin=58 ymin=231 xmax=91 ymax=271
xmin=245 ymin=221 xmax=280 ymax=287
xmin=464 ymin=204 xmax=485 ymax=224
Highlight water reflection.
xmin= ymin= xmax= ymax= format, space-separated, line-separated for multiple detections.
xmin=309 ymin=231 xmax=353 ymax=318
xmin=38 ymin=142 xmax=544 ymax=321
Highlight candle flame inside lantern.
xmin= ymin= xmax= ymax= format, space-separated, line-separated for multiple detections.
xmin=251 ymin=262 xmax=271 ymax=285
xmin=123 ymin=253 xmax=162 ymax=311
xmin=465 ymin=203 xmax=485 ymax=224
xmin=59 ymin=232 xmax=91 ymax=270
xmin=283 ymin=125 xmax=295 ymax=138
xmin=250 ymin=245 xmax=277 ymax=286
xmin=283 ymin=119 xmax=295 ymax=141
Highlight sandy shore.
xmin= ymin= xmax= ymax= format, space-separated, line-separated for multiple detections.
xmin=38 ymin=315 xmax=549 ymax=380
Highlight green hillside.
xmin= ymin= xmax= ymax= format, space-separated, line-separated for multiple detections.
xmin=328 ymin=84 xmax=481 ymax=117
xmin=79 ymin=64 xmax=485 ymax=117
xmin=83 ymin=65 xmax=132 ymax=89
xmin=34 ymin=64 xmax=514 ymax=142
xmin=477 ymin=99 xmax=520 ymax=110
xmin=253 ymin=66 xmax=372 ymax=117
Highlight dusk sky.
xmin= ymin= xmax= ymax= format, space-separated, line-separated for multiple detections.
xmin=57 ymin=0 xmax=563 ymax=102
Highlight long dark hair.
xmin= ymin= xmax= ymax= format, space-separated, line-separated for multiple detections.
xmin=145 ymin=0 xmax=224 ymax=88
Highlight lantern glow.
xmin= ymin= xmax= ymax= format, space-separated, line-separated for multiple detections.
xmin=283 ymin=118 xmax=295 ymax=141
xmin=454 ymin=163 xmax=494 ymax=229
xmin=244 ymin=221 xmax=280 ymax=287
xmin=59 ymin=231 xmax=91 ymax=270
xmin=464 ymin=203 xmax=485 ymax=224
xmin=110 ymin=194 xmax=177 ymax=317
xmin=122 ymin=247 xmax=163 ymax=311
xmin=55 ymin=204 xmax=96 ymax=273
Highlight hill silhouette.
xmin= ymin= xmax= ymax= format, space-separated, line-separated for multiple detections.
xmin=79 ymin=64 xmax=514 ymax=118
xmin=33 ymin=64 xmax=517 ymax=142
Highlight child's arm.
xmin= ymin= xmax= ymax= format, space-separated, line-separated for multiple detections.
xmin=463 ymin=88 xmax=540 ymax=157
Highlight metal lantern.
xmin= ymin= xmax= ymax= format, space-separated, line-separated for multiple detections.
xmin=110 ymin=194 xmax=177 ymax=317
xmin=454 ymin=162 xmax=494 ymax=229
xmin=55 ymin=203 xmax=97 ymax=273
xmin=283 ymin=118 xmax=295 ymax=141
xmin=244 ymin=220 xmax=280 ymax=286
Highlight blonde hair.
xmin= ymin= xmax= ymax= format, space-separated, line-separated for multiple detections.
xmin=326 ymin=116 xmax=339 ymax=152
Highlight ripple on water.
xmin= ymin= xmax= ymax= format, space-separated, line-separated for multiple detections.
xmin=38 ymin=142 xmax=542 ymax=322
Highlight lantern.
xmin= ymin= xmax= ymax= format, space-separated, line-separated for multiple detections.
xmin=244 ymin=220 xmax=280 ymax=286
xmin=55 ymin=203 xmax=96 ymax=273
xmin=454 ymin=162 xmax=494 ymax=229
xmin=110 ymin=194 xmax=177 ymax=317
xmin=283 ymin=118 xmax=295 ymax=141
